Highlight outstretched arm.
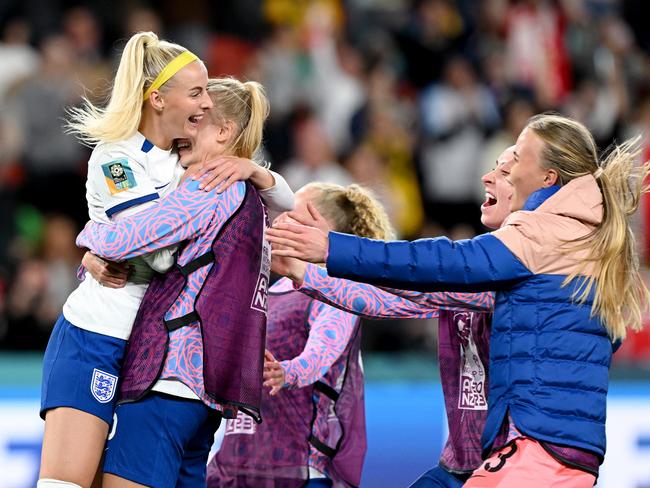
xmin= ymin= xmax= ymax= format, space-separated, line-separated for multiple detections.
xmin=77 ymin=180 xmax=244 ymax=261
xmin=297 ymin=263 xmax=494 ymax=319
xmin=324 ymin=231 xmax=532 ymax=292
xmin=267 ymin=223 xmax=533 ymax=292
xmin=374 ymin=284 xmax=495 ymax=313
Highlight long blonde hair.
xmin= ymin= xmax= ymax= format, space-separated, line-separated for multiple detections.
xmin=206 ymin=77 xmax=269 ymax=161
xmin=302 ymin=182 xmax=394 ymax=240
xmin=527 ymin=113 xmax=650 ymax=340
xmin=67 ymin=31 xmax=193 ymax=145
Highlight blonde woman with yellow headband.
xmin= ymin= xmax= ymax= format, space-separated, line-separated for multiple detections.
xmin=38 ymin=32 xmax=294 ymax=488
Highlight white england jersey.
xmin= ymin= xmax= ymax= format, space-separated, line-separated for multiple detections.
xmin=63 ymin=132 xmax=184 ymax=340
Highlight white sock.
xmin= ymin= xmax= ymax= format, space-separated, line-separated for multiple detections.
xmin=37 ymin=479 xmax=83 ymax=488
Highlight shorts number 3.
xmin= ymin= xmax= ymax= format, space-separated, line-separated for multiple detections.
xmin=484 ymin=442 xmax=518 ymax=473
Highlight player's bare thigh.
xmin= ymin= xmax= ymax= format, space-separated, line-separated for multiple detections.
xmin=40 ymin=407 xmax=109 ymax=487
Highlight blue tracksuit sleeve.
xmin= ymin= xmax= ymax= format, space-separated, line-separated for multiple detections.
xmin=326 ymin=231 xmax=533 ymax=292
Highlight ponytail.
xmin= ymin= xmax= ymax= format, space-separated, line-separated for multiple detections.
xmin=206 ymin=77 xmax=270 ymax=161
xmin=572 ymin=138 xmax=650 ymax=340
xmin=527 ymin=114 xmax=650 ymax=340
xmin=66 ymin=32 xmax=191 ymax=145
xmin=303 ymin=183 xmax=394 ymax=240
xmin=238 ymin=82 xmax=269 ymax=159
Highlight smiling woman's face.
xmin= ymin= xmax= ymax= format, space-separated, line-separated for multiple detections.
xmin=509 ymin=127 xmax=549 ymax=212
xmin=176 ymin=114 xmax=223 ymax=167
xmin=480 ymin=146 xmax=515 ymax=229
xmin=158 ymin=61 xmax=213 ymax=141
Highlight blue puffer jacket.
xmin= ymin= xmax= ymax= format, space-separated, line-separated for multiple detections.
xmin=326 ymin=175 xmax=613 ymax=459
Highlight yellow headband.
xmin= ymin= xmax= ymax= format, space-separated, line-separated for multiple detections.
xmin=143 ymin=51 xmax=199 ymax=101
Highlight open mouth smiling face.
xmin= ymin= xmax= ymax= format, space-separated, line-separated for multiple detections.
xmin=185 ymin=113 xmax=204 ymax=134
xmin=480 ymin=146 xmax=515 ymax=230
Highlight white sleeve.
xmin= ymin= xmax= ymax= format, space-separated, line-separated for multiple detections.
xmin=90 ymin=145 xmax=176 ymax=272
xmin=89 ymin=147 xmax=160 ymax=220
xmin=141 ymin=246 xmax=177 ymax=273
xmin=259 ymin=170 xmax=295 ymax=213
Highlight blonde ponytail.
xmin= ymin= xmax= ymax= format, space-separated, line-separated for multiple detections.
xmin=239 ymin=82 xmax=269 ymax=159
xmin=67 ymin=32 xmax=191 ymax=145
xmin=571 ymin=138 xmax=650 ymax=340
xmin=527 ymin=114 xmax=650 ymax=340
xmin=303 ymin=183 xmax=394 ymax=240
xmin=206 ymin=77 xmax=269 ymax=160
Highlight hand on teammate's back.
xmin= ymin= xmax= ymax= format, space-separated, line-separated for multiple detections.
xmin=82 ymin=251 xmax=131 ymax=288
xmin=193 ymin=156 xmax=259 ymax=193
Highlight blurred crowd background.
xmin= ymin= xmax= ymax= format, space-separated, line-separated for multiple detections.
xmin=0 ymin=0 xmax=649 ymax=372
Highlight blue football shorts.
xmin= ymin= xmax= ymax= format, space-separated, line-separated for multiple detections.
xmin=103 ymin=392 xmax=222 ymax=488
xmin=40 ymin=314 xmax=126 ymax=426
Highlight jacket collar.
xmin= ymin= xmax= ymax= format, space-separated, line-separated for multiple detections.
xmin=523 ymin=186 xmax=561 ymax=211
xmin=517 ymin=174 xmax=603 ymax=226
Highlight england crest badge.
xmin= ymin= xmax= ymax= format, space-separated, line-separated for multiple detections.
xmin=91 ymin=368 xmax=118 ymax=403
